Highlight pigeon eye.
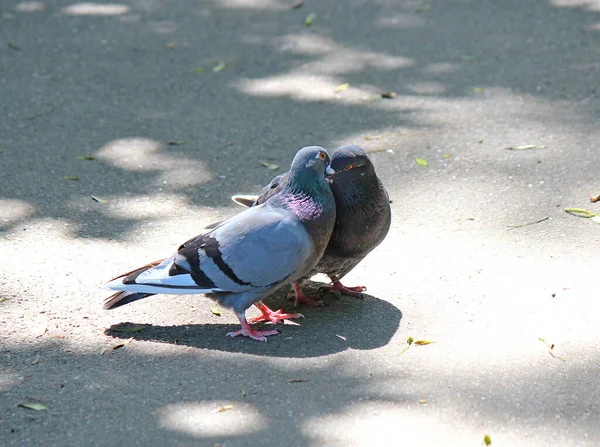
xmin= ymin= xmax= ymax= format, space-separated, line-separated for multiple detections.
xmin=318 ymin=151 xmax=327 ymax=161
xmin=345 ymin=164 xmax=353 ymax=170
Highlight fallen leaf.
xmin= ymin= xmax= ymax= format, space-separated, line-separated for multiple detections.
xmin=398 ymin=336 xmax=414 ymax=356
xmin=100 ymin=347 xmax=108 ymax=356
xmin=287 ymin=379 xmax=309 ymax=383
xmin=419 ymin=399 xmax=427 ymax=404
xmin=167 ymin=140 xmax=186 ymax=146
xmin=63 ymin=176 xmax=79 ymax=181
xmin=590 ymin=194 xmax=600 ymax=203
xmin=381 ymin=91 xmax=396 ymax=99
xmin=478 ymin=139 xmax=484 ymax=143
xmin=112 ymin=337 xmax=134 ymax=350
xmin=504 ymin=144 xmax=546 ymax=150
xmin=77 ymin=155 xmax=95 ymax=160
xmin=334 ymin=83 xmax=349 ymax=93
xmin=538 ymin=337 xmax=565 ymax=361
xmin=413 ymin=340 xmax=434 ymax=346
xmin=483 ymin=434 xmax=492 ymax=446
xmin=8 ymin=41 xmax=21 ymax=51
xmin=442 ymin=153 xmax=453 ymax=159
xmin=211 ymin=405 xmax=233 ymax=414
xmin=109 ymin=324 xmax=148 ymax=333
xmin=507 ymin=216 xmax=549 ymax=230
xmin=564 ymin=208 xmax=597 ymax=218
xmin=290 ymin=1 xmax=303 ymax=8
xmin=190 ymin=67 xmax=205 ymax=74
xmin=0 ymin=297 xmax=7 ymax=303
xmin=210 ymin=305 xmax=221 ymax=317
xmin=415 ymin=158 xmax=428 ymax=167
xmin=304 ymin=12 xmax=315 ymax=26
xmin=18 ymin=403 xmax=47 ymax=411
xmin=31 ymin=357 xmax=40 ymax=365
xmin=90 ymin=195 xmax=108 ymax=204
xmin=213 ymin=62 xmax=227 ymax=73
xmin=261 ymin=161 xmax=280 ymax=170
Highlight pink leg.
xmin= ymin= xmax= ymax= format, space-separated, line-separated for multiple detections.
xmin=320 ymin=276 xmax=366 ymax=298
xmin=226 ymin=311 xmax=280 ymax=342
xmin=248 ymin=301 xmax=304 ymax=324
xmin=287 ymin=282 xmax=326 ymax=308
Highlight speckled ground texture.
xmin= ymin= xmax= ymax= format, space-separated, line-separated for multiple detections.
xmin=1 ymin=0 xmax=599 ymax=446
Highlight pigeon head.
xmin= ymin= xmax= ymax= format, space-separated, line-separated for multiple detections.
xmin=330 ymin=145 xmax=374 ymax=179
xmin=289 ymin=146 xmax=334 ymax=177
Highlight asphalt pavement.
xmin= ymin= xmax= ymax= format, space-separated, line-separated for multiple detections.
xmin=1 ymin=0 xmax=599 ymax=446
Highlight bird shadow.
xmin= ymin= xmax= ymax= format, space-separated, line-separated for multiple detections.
xmin=104 ymin=282 xmax=402 ymax=358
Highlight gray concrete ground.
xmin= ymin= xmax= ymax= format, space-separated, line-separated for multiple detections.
xmin=1 ymin=0 xmax=599 ymax=445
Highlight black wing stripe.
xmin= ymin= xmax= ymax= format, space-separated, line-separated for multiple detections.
xmin=168 ymin=260 xmax=217 ymax=289
xmin=178 ymin=234 xmax=251 ymax=287
xmin=202 ymin=235 xmax=251 ymax=286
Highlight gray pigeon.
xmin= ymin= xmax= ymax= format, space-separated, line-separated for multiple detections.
xmin=104 ymin=146 xmax=336 ymax=341
xmin=232 ymin=144 xmax=391 ymax=307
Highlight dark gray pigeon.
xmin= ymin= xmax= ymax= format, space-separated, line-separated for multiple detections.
xmin=105 ymin=146 xmax=336 ymax=341
xmin=232 ymin=144 xmax=391 ymax=307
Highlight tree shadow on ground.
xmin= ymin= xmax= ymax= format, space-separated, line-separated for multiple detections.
xmin=0 ymin=0 xmax=599 ymax=238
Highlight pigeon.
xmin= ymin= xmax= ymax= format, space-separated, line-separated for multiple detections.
xmin=104 ymin=146 xmax=336 ymax=341
xmin=232 ymin=144 xmax=391 ymax=307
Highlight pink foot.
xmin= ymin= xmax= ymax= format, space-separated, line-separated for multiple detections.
xmin=287 ymin=282 xmax=326 ymax=308
xmin=320 ymin=277 xmax=366 ymax=298
xmin=248 ymin=302 xmax=304 ymax=324
xmin=227 ymin=312 xmax=280 ymax=342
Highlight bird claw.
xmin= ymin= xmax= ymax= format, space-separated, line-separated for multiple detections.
xmin=249 ymin=306 xmax=304 ymax=324
xmin=320 ymin=282 xmax=366 ymax=299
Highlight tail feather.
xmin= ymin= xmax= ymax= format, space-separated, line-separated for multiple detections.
xmin=104 ymin=259 xmax=165 ymax=309
xmin=108 ymin=258 xmax=165 ymax=283
xmin=104 ymin=291 xmax=155 ymax=309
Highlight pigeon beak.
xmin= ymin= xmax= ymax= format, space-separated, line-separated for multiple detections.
xmin=325 ymin=166 xmax=335 ymax=177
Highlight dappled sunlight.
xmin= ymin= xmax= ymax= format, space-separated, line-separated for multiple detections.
xmin=105 ymin=194 xmax=192 ymax=220
xmin=160 ymin=401 xmax=268 ymax=438
xmin=551 ymin=0 xmax=600 ymax=11
xmin=236 ymin=32 xmax=415 ymax=104
xmin=62 ymin=2 xmax=130 ymax=16
xmin=276 ymin=33 xmax=414 ymax=74
xmin=0 ymin=199 xmax=35 ymax=228
xmin=302 ymin=403 xmax=474 ymax=447
xmin=96 ymin=137 xmax=213 ymax=187
xmin=14 ymin=1 xmax=44 ymax=12
xmin=237 ymin=73 xmax=381 ymax=104
xmin=210 ymin=0 xmax=286 ymax=10
xmin=1 ymin=0 xmax=600 ymax=444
